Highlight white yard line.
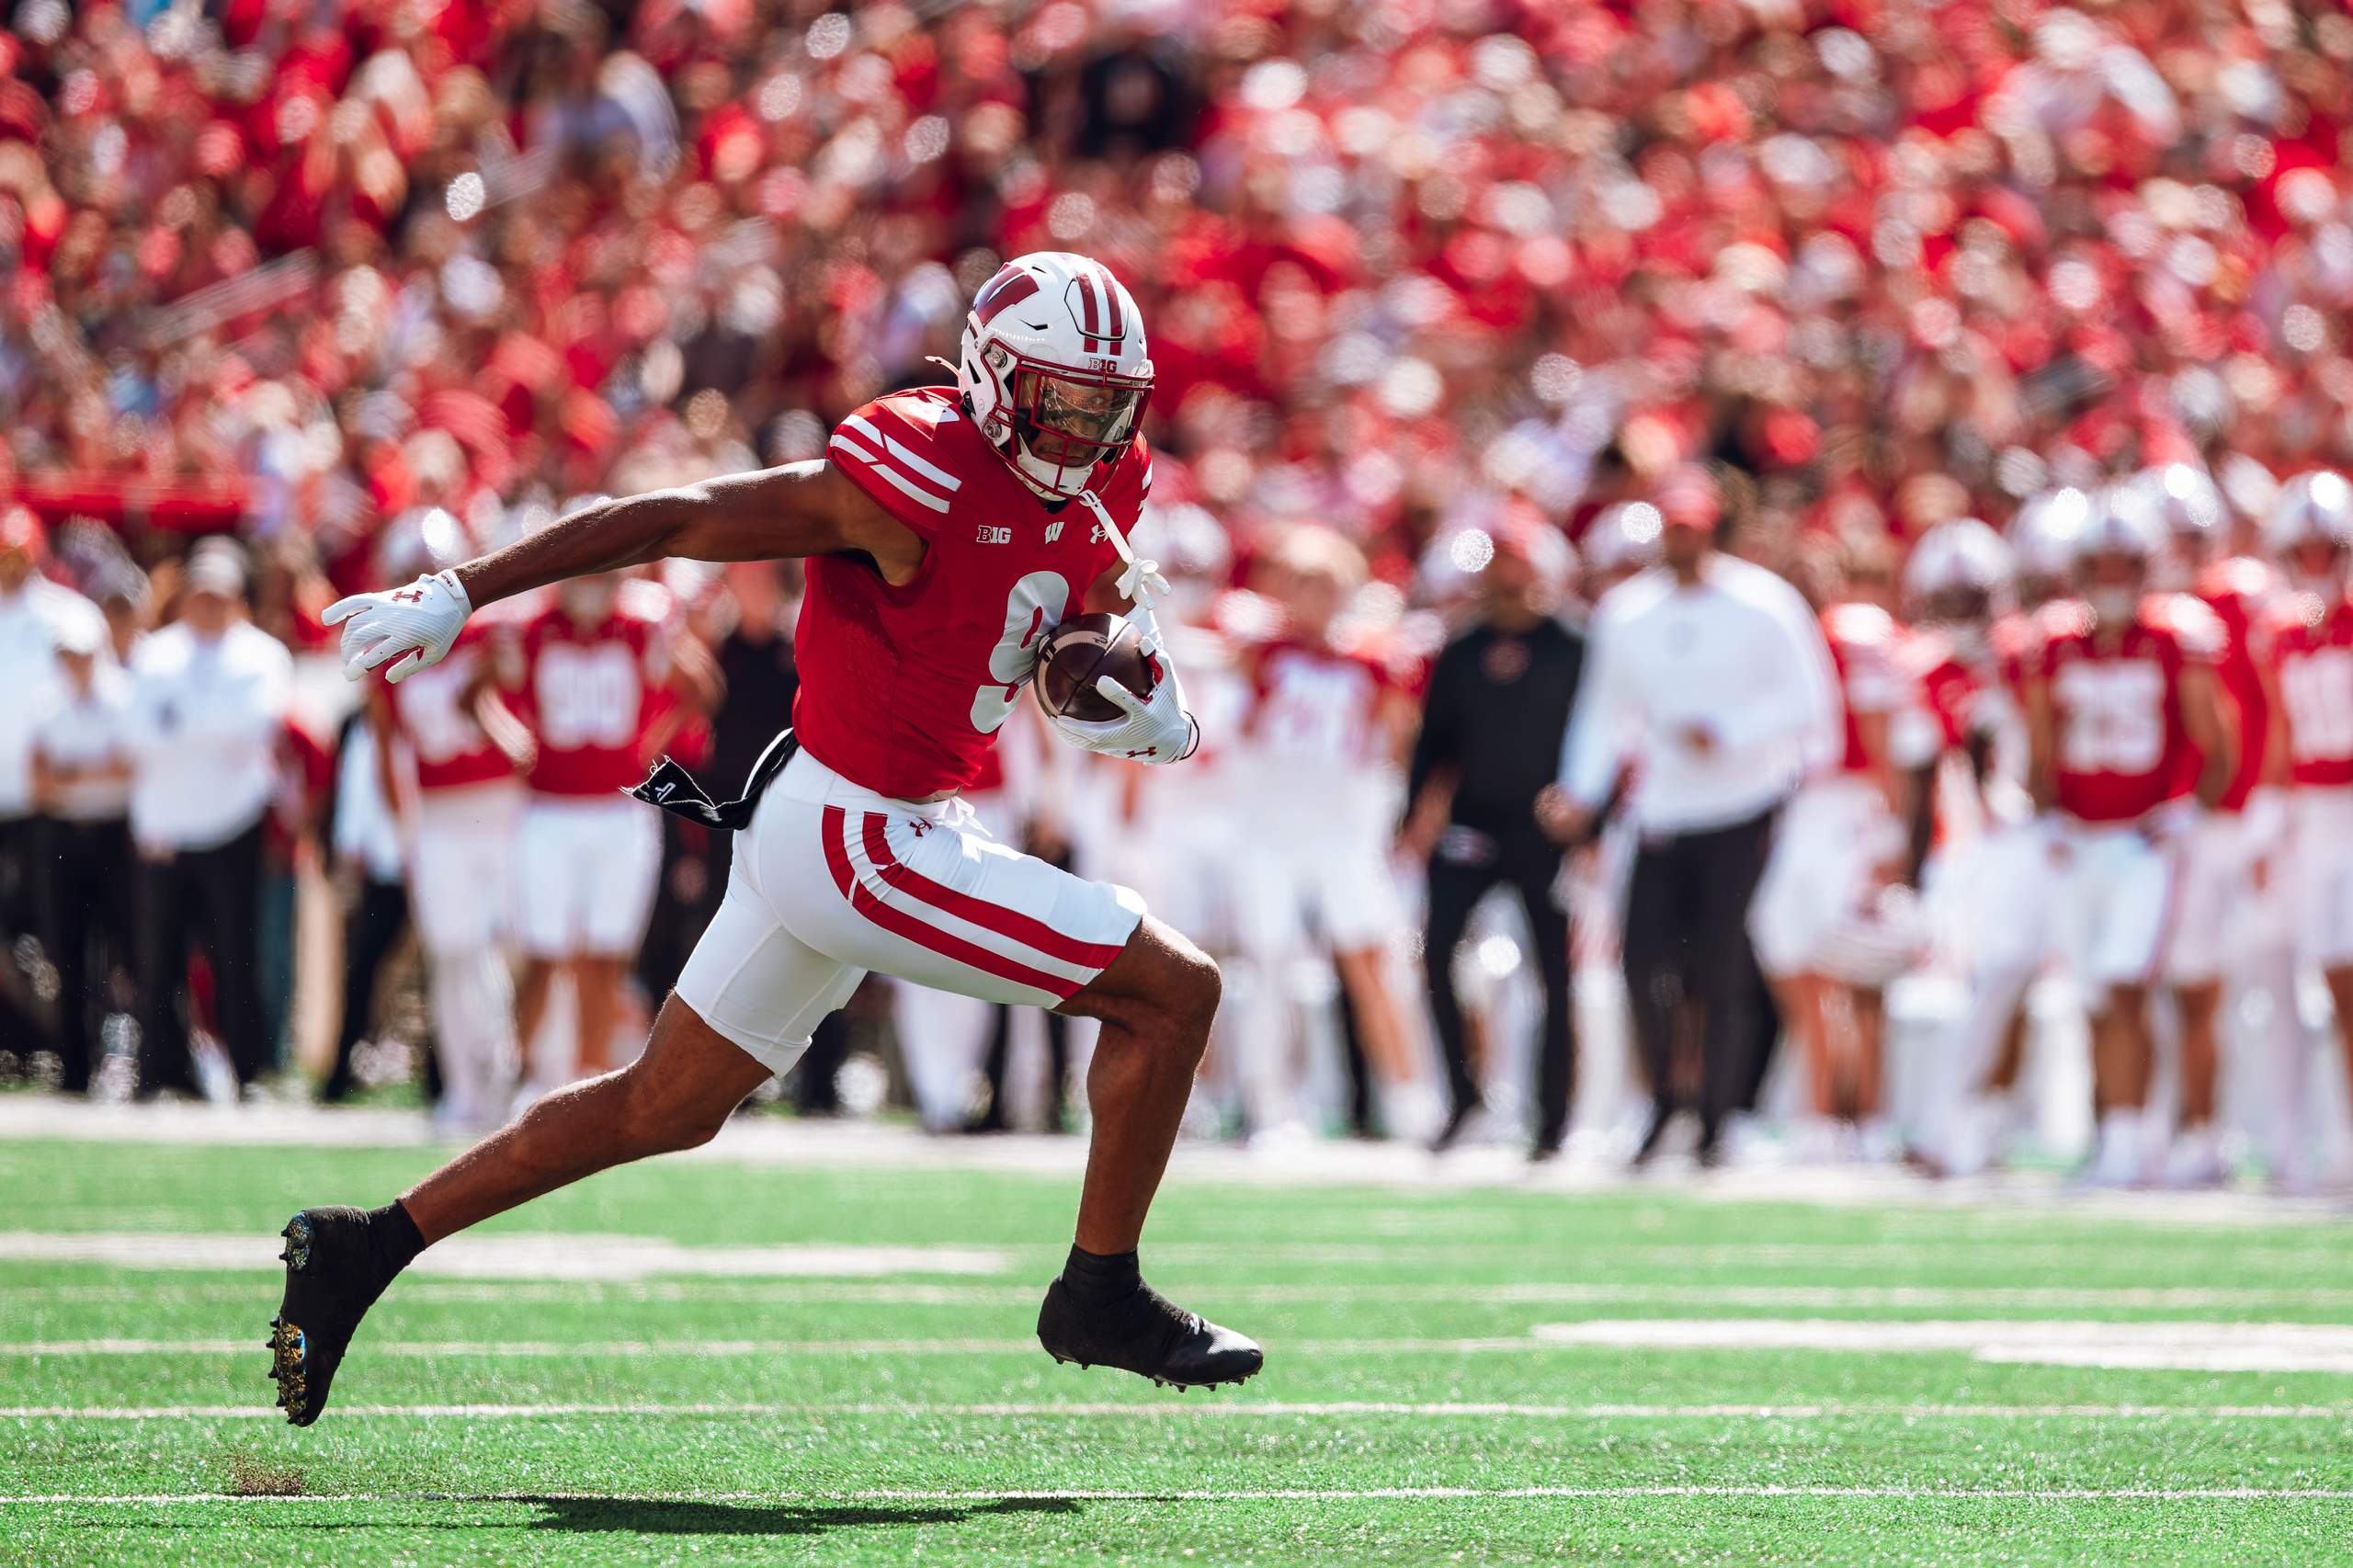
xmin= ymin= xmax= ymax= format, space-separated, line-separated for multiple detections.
xmin=1 ymin=1400 xmax=2347 ymax=1422
xmin=4 ymin=1485 xmax=2351 ymax=1506
xmin=1 ymin=1098 xmax=2339 ymax=1225
xmin=18 ymin=1278 xmax=2353 ymax=1312
xmin=18 ymin=1319 xmax=2353 ymax=1372
xmin=0 ymin=1233 xmax=1006 ymax=1281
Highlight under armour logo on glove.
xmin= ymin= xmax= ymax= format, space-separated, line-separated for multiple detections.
xmin=392 ymin=590 xmax=425 ymax=604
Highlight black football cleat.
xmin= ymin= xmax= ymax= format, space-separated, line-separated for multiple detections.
xmin=267 ymin=1208 xmax=403 ymax=1426
xmin=1036 ymin=1276 xmax=1264 ymax=1390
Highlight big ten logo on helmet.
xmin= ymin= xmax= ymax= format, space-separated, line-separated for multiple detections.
xmin=1088 ymin=358 xmax=1120 ymax=373
xmin=976 ymin=525 xmax=1012 ymax=545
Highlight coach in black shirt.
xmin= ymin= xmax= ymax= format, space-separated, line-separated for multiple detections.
xmin=1402 ymin=519 xmax=1584 ymax=1159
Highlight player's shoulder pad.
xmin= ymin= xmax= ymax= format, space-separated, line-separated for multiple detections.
xmin=614 ymin=575 xmax=675 ymax=626
xmin=2265 ymin=589 xmax=2329 ymax=637
xmin=2153 ymin=590 xmax=2227 ymax=658
xmin=1823 ymin=600 xmax=1897 ymax=647
xmin=828 ymin=388 xmax=972 ymax=521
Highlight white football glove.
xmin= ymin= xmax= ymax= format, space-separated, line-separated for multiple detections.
xmin=1051 ymin=609 xmax=1198 ymax=765
xmin=323 ymin=569 xmax=472 ymax=683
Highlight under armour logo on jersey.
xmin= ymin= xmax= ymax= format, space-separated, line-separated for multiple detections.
xmin=1090 ymin=524 xmax=1107 ymax=544
xmin=392 ymin=589 xmax=425 ymax=604
xmin=1043 ymin=519 xmax=1065 ymax=544
xmin=976 ymin=525 xmax=1012 ymax=545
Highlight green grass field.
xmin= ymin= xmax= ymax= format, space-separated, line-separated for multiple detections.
xmin=3 ymin=1127 xmax=2352 ymax=1564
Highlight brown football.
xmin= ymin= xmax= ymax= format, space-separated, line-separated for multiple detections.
xmin=1032 ymin=612 xmax=1154 ymax=723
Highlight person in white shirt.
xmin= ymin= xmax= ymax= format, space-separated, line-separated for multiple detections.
xmin=126 ymin=540 xmax=292 ymax=1097
xmin=1546 ymin=471 xmax=1840 ymax=1165
xmin=29 ymin=614 xmax=136 ymax=1092
xmin=0 ymin=507 xmax=108 ymax=1059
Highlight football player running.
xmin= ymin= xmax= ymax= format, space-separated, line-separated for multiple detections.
xmin=268 ymin=253 xmax=1262 ymax=1426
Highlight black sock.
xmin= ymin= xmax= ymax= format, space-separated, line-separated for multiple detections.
xmin=1059 ymin=1244 xmax=1141 ymax=1307
xmin=369 ymin=1200 xmax=426 ymax=1277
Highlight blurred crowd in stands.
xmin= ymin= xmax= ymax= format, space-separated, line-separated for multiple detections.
xmin=8 ymin=0 xmax=2353 ymax=1186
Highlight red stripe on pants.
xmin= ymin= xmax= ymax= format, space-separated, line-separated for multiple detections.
xmin=820 ymin=805 xmax=1079 ymax=1000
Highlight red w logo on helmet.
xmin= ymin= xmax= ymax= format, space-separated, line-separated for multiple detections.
xmin=972 ymin=265 xmax=1042 ymax=325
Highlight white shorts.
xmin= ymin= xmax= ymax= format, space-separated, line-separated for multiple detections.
xmin=407 ymin=780 xmax=521 ymax=954
xmin=1749 ymin=776 xmax=1896 ymax=978
xmin=513 ymin=794 xmax=663 ymax=959
xmin=1228 ymin=825 xmax=1404 ymax=957
xmin=1966 ymin=819 xmax=2062 ymax=979
xmin=676 ymin=747 xmax=1146 ymax=1075
xmin=2293 ymin=790 xmax=2353 ymax=971
xmin=2055 ymin=820 xmax=2177 ymax=991
xmin=2166 ymin=807 xmax=2291 ymax=983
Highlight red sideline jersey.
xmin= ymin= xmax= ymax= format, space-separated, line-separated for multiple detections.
xmin=1821 ymin=602 xmax=1908 ymax=775
xmin=498 ymin=581 xmax=674 ymax=798
xmin=1903 ymin=630 xmax=1983 ymax=753
xmin=801 ymin=387 xmax=1139 ymax=800
xmin=2187 ymin=557 xmax=2279 ymax=812
xmin=2269 ymin=590 xmax=2353 ymax=789
xmin=1245 ymin=636 xmax=1396 ymax=770
xmin=2038 ymin=597 xmax=2220 ymax=824
xmin=381 ymin=621 xmax=513 ymax=793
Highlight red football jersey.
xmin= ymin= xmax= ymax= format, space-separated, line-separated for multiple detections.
xmin=1821 ymin=603 xmax=1907 ymax=775
xmin=2269 ymin=591 xmax=2353 ymax=788
xmin=799 ymin=387 xmax=1138 ymax=800
xmin=1245 ymin=637 xmax=1394 ymax=770
xmin=498 ymin=585 xmax=673 ymax=797
xmin=382 ymin=623 xmax=513 ymax=793
xmin=2188 ymin=557 xmax=2279 ymax=812
xmin=2038 ymin=598 xmax=2215 ymax=824
xmin=1903 ymin=630 xmax=1982 ymax=753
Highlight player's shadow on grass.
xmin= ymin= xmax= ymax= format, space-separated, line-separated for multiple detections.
xmin=522 ymin=1494 xmax=1082 ymax=1537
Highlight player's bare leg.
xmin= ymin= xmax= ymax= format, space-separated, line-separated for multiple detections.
xmin=2088 ymin=983 xmax=2155 ymax=1185
xmin=1333 ymin=947 xmax=1415 ymax=1086
xmin=2170 ymin=980 xmax=2224 ymax=1186
xmin=512 ymin=957 xmax=557 ymax=1084
xmin=573 ymin=955 xmax=629 ymax=1075
xmin=268 ymin=994 xmax=770 ymax=1425
xmin=1036 ymin=915 xmax=1263 ymax=1388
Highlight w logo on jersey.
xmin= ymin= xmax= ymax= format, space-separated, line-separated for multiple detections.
xmin=1044 ymin=520 xmax=1065 ymax=544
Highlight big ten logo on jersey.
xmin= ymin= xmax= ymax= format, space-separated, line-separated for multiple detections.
xmin=2282 ymin=646 xmax=2353 ymax=759
xmin=971 ymin=571 xmax=1070 ymax=733
xmin=393 ymin=657 xmax=479 ymax=763
xmin=976 ymin=525 xmax=1012 ymax=545
xmin=536 ymin=642 xmax=642 ymax=749
xmin=2054 ymin=657 xmax=2165 ymax=773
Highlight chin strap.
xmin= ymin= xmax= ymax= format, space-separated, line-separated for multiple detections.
xmin=1077 ymin=488 xmax=1170 ymax=616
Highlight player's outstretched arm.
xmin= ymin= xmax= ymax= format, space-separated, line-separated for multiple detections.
xmin=459 ymin=460 xmax=921 ymax=607
xmin=326 ymin=460 xmax=918 ymax=681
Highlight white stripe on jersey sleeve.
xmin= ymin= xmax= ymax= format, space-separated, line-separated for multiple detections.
xmin=831 ymin=435 xmax=953 ymax=514
xmin=840 ymin=415 xmax=963 ymax=492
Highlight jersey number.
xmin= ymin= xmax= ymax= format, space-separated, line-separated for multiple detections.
xmin=2283 ymin=648 xmax=2353 ymax=761
xmin=2053 ymin=658 xmax=2166 ymax=774
xmin=970 ymin=572 xmax=1071 ymax=734
xmin=537 ymin=643 xmax=642 ymax=748
xmin=394 ymin=658 xmax=482 ymax=764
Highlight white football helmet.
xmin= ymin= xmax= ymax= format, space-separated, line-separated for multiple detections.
xmin=956 ymin=251 xmax=1153 ymax=500
xmin=2266 ymin=469 xmax=2353 ymax=554
xmin=372 ymin=506 xmax=470 ymax=585
xmin=2131 ymin=462 xmax=2227 ymax=542
xmin=2011 ymin=487 xmax=2093 ymax=582
xmin=1904 ymin=517 xmax=2014 ymax=600
xmin=2077 ymin=484 xmax=2168 ymax=562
